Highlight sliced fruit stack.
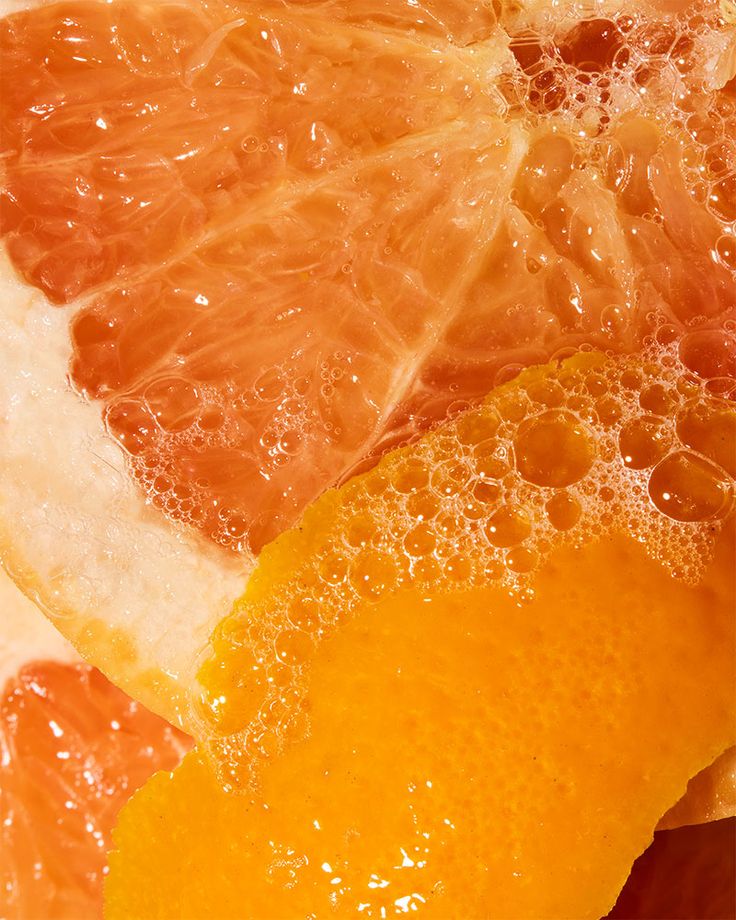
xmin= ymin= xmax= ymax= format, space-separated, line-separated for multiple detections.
xmin=0 ymin=0 xmax=734 ymax=915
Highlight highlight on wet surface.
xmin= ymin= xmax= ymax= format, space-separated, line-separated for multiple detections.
xmin=1 ymin=661 xmax=191 ymax=919
xmin=1 ymin=0 xmax=734 ymax=554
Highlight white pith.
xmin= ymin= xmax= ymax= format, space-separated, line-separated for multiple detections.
xmin=0 ymin=566 xmax=78 ymax=688
xmin=0 ymin=250 xmax=249 ymax=722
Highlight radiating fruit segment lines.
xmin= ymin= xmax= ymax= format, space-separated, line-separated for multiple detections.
xmin=2 ymin=0 xmax=734 ymax=557
xmin=1 ymin=0 xmax=503 ymax=302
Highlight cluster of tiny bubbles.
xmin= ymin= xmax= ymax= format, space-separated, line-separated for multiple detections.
xmin=198 ymin=322 xmax=735 ymax=789
xmin=500 ymin=0 xmax=736 ymax=226
xmin=104 ymin=353 xmax=352 ymax=551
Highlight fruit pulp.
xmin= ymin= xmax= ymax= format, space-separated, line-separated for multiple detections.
xmin=0 ymin=661 xmax=191 ymax=919
xmin=2 ymin=0 xmax=734 ymax=553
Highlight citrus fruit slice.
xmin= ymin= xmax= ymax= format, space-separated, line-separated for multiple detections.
xmin=105 ymin=346 xmax=735 ymax=918
xmin=1 ymin=0 xmax=735 ymax=722
xmin=0 ymin=567 xmax=192 ymax=918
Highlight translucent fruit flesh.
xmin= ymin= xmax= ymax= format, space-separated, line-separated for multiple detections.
xmin=0 ymin=0 xmax=734 ymax=913
xmin=2 ymin=0 xmax=734 ymax=555
xmin=198 ymin=348 xmax=735 ymax=739
xmin=0 ymin=661 xmax=191 ymax=919
xmin=106 ymin=528 xmax=735 ymax=919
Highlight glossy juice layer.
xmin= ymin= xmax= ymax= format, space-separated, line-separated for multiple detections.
xmin=2 ymin=0 xmax=734 ymax=552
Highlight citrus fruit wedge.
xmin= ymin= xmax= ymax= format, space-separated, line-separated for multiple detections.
xmin=0 ymin=566 xmax=192 ymax=918
xmin=104 ymin=346 xmax=735 ymax=918
xmin=1 ymin=0 xmax=735 ymax=725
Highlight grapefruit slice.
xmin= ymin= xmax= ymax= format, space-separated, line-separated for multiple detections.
xmin=0 ymin=0 xmax=734 ymax=723
xmin=0 ymin=566 xmax=191 ymax=919
xmin=105 ymin=349 xmax=736 ymax=918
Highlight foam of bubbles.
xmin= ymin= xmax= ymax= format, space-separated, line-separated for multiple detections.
xmin=85 ymin=0 xmax=735 ymax=559
xmin=201 ymin=324 xmax=735 ymax=786
xmin=501 ymin=0 xmax=736 ymax=245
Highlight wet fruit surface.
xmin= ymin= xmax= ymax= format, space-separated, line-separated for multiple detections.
xmin=199 ymin=348 xmax=735 ymax=738
xmin=2 ymin=0 xmax=734 ymax=553
xmin=0 ymin=661 xmax=190 ymax=919
xmin=1 ymin=0 xmax=735 ymax=916
xmin=106 ymin=527 xmax=735 ymax=918
xmin=108 ymin=347 xmax=736 ymax=917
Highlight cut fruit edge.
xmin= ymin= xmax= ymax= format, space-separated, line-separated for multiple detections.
xmin=0 ymin=547 xmax=729 ymax=915
xmin=103 ymin=525 xmax=736 ymax=920
xmin=0 ymin=560 xmax=78 ymax=687
xmin=0 ymin=563 xmax=194 ymax=920
xmin=1 ymin=0 xmax=735 ymax=728
xmin=0 ymin=249 xmax=248 ymax=727
xmin=1 ymin=0 xmax=735 ymax=810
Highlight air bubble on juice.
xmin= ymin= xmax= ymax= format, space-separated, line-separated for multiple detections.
xmin=545 ymin=491 xmax=582 ymax=530
xmin=514 ymin=410 xmax=595 ymax=486
xmin=676 ymin=399 xmax=736 ymax=476
xmin=619 ymin=415 xmax=670 ymax=469
xmin=201 ymin=330 xmax=736 ymax=778
xmin=679 ymin=330 xmax=736 ymax=380
xmin=484 ymin=505 xmax=532 ymax=547
xmin=648 ymin=450 xmax=732 ymax=521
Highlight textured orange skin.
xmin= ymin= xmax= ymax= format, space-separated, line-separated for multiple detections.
xmin=106 ymin=525 xmax=735 ymax=919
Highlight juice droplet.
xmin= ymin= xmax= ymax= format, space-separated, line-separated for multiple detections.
xmin=678 ymin=330 xmax=736 ymax=380
xmin=676 ymin=400 xmax=736 ymax=478
xmin=619 ymin=416 xmax=669 ymax=469
xmin=275 ymin=629 xmax=313 ymax=667
xmin=715 ymin=235 xmax=736 ymax=271
xmin=545 ymin=491 xmax=582 ymax=530
xmin=351 ymin=550 xmax=399 ymax=600
xmin=648 ymin=451 xmax=731 ymax=522
xmin=484 ymin=506 xmax=531 ymax=548
xmin=515 ymin=410 xmax=595 ymax=487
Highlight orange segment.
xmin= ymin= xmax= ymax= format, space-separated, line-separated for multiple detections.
xmin=198 ymin=346 xmax=735 ymax=738
xmin=105 ymin=526 xmax=735 ymax=918
xmin=1 ymin=659 xmax=191 ymax=919
xmin=106 ymin=345 xmax=735 ymax=917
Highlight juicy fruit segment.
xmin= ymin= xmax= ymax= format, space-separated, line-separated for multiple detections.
xmin=199 ymin=344 xmax=735 ymax=740
xmin=2 ymin=0 xmax=734 ymax=555
xmin=106 ymin=345 xmax=735 ymax=916
xmin=1 ymin=661 xmax=191 ymax=919
xmin=106 ymin=529 xmax=735 ymax=918
xmin=0 ymin=0 xmax=500 ymax=300
xmin=74 ymin=119 xmax=528 ymax=552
